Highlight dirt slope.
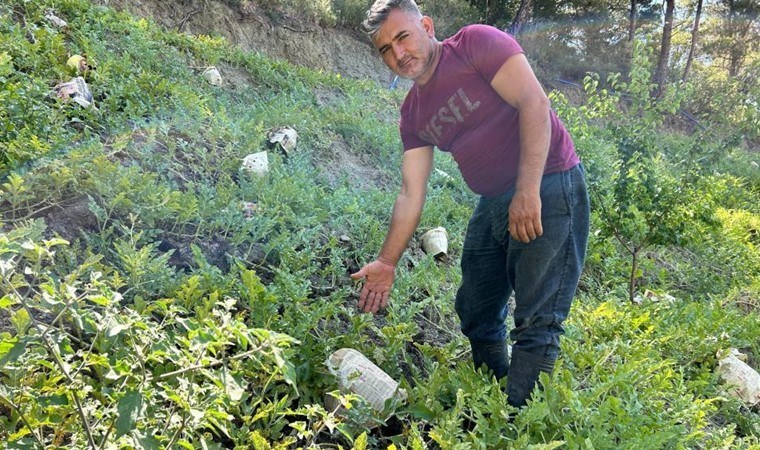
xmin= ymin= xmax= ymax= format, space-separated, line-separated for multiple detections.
xmin=98 ymin=0 xmax=400 ymax=86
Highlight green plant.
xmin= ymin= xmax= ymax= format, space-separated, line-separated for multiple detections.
xmin=330 ymin=0 xmax=371 ymax=28
xmin=0 ymin=219 xmax=302 ymax=448
xmin=558 ymin=44 xmax=719 ymax=302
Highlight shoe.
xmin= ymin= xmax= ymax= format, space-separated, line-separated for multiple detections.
xmin=506 ymin=349 xmax=555 ymax=407
xmin=470 ymin=340 xmax=510 ymax=380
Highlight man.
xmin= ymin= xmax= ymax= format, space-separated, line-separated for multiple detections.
xmin=350 ymin=0 xmax=589 ymax=408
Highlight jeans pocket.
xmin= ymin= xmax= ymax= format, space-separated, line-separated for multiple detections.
xmin=540 ymin=169 xmax=572 ymax=218
xmin=463 ymin=197 xmax=497 ymax=251
xmin=489 ymin=192 xmax=512 ymax=246
xmin=489 ymin=168 xmax=574 ymax=246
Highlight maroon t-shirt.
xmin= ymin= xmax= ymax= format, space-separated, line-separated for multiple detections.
xmin=399 ymin=25 xmax=579 ymax=198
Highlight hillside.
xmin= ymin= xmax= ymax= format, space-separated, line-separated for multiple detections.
xmin=1 ymin=0 xmax=759 ymax=449
xmin=99 ymin=0 xmax=398 ymax=86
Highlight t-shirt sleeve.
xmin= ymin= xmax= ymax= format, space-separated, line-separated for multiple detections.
xmin=400 ymin=114 xmax=429 ymax=151
xmin=461 ymin=25 xmax=523 ymax=83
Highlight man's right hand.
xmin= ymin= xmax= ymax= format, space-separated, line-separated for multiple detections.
xmin=350 ymin=259 xmax=396 ymax=314
xmin=349 ymin=146 xmax=433 ymax=314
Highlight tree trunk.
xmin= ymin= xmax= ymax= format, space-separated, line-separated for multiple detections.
xmin=509 ymin=0 xmax=532 ymax=37
xmin=727 ymin=0 xmax=740 ymax=76
xmin=724 ymin=0 xmax=755 ymax=77
xmin=682 ymin=0 xmax=703 ymax=82
xmin=655 ymin=0 xmax=675 ymax=97
xmin=629 ymin=247 xmax=641 ymax=303
xmin=629 ymin=0 xmax=638 ymax=42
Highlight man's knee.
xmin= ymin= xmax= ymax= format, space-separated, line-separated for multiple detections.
xmin=510 ymin=316 xmax=565 ymax=359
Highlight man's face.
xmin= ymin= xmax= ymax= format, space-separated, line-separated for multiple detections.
xmin=372 ymin=9 xmax=436 ymax=82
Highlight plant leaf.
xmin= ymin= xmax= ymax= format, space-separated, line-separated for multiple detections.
xmin=115 ymin=390 xmax=143 ymax=438
xmin=0 ymin=295 xmax=18 ymax=308
xmin=0 ymin=336 xmax=28 ymax=367
xmin=222 ymin=366 xmax=245 ymax=402
xmin=11 ymin=308 xmax=31 ymax=335
xmin=352 ymin=432 xmax=368 ymax=450
xmin=107 ymin=323 xmax=129 ymax=338
xmin=133 ymin=431 xmax=162 ymax=450
xmin=251 ymin=430 xmax=272 ymax=450
xmin=402 ymin=403 xmax=436 ymax=421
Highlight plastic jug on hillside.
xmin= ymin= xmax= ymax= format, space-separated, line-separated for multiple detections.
xmin=242 ymin=151 xmax=268 ymax=176
xmin=421 ymin=227 xmax=448 ymax=261
xmin=326 ymin=348 xmax=407 ymax=414
xmin=716 ymin=348 xmax=760 ymax=408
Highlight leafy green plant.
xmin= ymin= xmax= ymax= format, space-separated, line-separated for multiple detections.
xmin=0 ymin=219 xmax=302 ymax=448
xmin=557 ymin=44 xmax=720 ymax=302
xmin=418 ymin=0 xmax=480 ymax=38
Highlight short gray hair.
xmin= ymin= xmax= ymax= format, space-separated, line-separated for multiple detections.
xmin=362 ymin=0 xmax=422 ymax=37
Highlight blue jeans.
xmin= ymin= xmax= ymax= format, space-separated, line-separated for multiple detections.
xmin=455 ymin=164 xmax=590 ymax=361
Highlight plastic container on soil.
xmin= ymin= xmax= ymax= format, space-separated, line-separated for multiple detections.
xmin=267 ymin=127 xmax=298 ymax=155
xmin=242 ymin=151 xmax=268 ymax=176
xmin=54 ymin=77 xmax=93 ymax=108
xmin=66 ymin=55 xmax=88 ymax=73
xmin=716 ymin=348 xmax=760 ymax=408
xmin=45 ymin=11 xmax=68 ymax=28
xmin=203 ymin=66 xmax=223 ymax=86
xmin=421 ymin=227 xmax=448 ymax=260
xmin=326 ymin=348 xmax=407 ymax=413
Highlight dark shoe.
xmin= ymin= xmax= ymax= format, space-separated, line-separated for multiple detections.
xmin=470 ymin=340 xmax=510 ymax=380
xmin=506 ymin=349 xmax=556 ymax=407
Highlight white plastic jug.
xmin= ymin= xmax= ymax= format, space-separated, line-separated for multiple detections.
xmin=326 ymin=348 xmax=407 ymax=412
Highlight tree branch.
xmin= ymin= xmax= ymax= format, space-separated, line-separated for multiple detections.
xmin=147 ymin=346 xmax=263 ymax=382
xmin=0 ymin=392 xmax=45 ymax=448
xmin=11 ymin=284 xmax=99 ymax=450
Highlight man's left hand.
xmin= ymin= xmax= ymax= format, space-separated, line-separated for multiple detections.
xmin=509 ymin=191 xmax=543 ymax=243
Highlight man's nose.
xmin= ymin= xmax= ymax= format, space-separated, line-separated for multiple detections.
xmin=392 ymin=42 xmax=405 ymax=61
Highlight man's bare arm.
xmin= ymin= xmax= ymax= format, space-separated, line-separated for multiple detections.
xmin=379 ymin=146 xmax=434 ymax=264
xmin=490 ymin=53 xmax=552 ymax=243
xmin=351 ymin=146 xmax=434 ymax=313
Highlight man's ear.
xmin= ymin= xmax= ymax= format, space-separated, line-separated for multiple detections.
xmin=421 ymin=16 xmax=435 ymax=38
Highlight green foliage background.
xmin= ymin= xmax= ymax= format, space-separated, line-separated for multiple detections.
xmin=0 ymin=0 xmax=759 ymax=449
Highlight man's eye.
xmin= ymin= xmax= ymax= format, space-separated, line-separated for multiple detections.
xmin=399 ymin=34 xmax=408 ymax=41
xmin=380 ymin=47 xmax=390 ymax=55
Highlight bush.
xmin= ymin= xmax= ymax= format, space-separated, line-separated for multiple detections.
xmin=419 ymin=0 xmax=480 ymax=38
xmin=256 ymin=0 xmax=338 ymax=27
xmin=331 ymin=0 xmax=372 ymax=28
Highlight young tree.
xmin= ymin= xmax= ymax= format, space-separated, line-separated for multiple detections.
xmin=509 ymin=0 xmax=532 ymax=36
xmin=682 ymin=0 xmax=704 ymax=82
xmin=629 ymin=0 xmax=638 ymax=41
xmin=654 ymin=0 xmax=675 ymax=96
xmin=578 ymin=44 xmax=718 ymax=302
